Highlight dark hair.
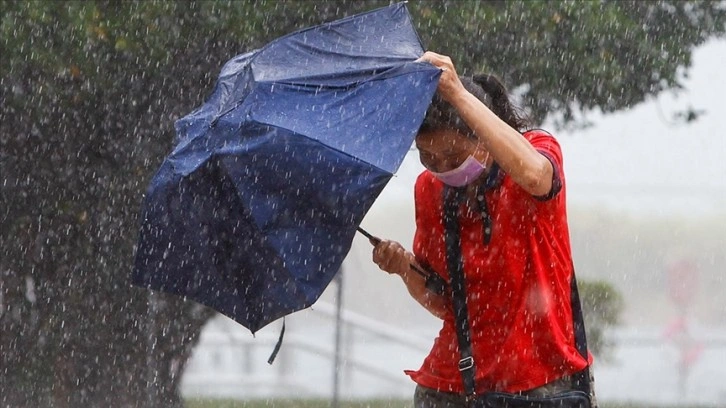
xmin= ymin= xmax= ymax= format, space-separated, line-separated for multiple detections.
xmin=418 ymin=74 xmax=531 ymax=137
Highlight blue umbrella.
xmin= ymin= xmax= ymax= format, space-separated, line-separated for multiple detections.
xmin=132 ymin=3 xmax=440 ymax=333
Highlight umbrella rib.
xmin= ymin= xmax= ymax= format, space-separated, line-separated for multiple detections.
xmin=258 ymin=61 xmax=436 ymax=90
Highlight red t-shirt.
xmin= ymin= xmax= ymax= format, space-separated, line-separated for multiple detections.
xmin=405 ymin=129 xmax=591 ymax=393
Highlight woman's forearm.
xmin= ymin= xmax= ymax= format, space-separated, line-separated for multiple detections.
xmin=398 ymin=263 xmax=451 ymax=320
xmin=449 ymin=91 xmax=553 ymax=196
xmin=371 ymin=238 xmax=451 ymax=319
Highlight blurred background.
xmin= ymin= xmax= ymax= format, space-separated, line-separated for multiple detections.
xmin=2 ymin=1 xmax=724 ymax=407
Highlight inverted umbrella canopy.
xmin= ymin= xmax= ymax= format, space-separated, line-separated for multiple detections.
xmin=132 ymin=2 xmax=440 ymax=333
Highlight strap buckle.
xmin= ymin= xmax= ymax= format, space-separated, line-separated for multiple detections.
xmin=458 ymin=356 xmax=474 ymax=371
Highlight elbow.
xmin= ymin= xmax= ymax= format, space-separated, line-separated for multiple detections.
xmin=427 ymin=298 xmax=450 ymax=320
xmin=419 ymin=291 xmax=450 ymax=320
xmin=522 ymin=156 xmax=553 ymax=196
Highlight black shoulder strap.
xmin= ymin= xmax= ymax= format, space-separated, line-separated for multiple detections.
xmin=443 ymin=185 xmax=591 ymax=398
xmin=442 ymin=186 xmax=478 ymax=397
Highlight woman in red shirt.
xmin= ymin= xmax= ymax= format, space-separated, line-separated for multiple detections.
xmin=370 ymin=52 xmax=597 ymax=407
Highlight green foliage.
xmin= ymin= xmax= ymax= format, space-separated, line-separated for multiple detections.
xmin=411 ymin=0 xmax=726 ymax=126
xmin=579 ymin=279 xmax=624 ymax=360
xmin=1 ymin=1 xmax=723 ymax=405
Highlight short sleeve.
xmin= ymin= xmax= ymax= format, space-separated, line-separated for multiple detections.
xmin=525 ymin=130 xmax=564 ymax=201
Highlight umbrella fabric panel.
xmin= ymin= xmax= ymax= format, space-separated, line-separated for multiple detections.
xmin=165 ymin=107 xmax=254 ymax=178
xmin=134 ymin=156 xmax=305 ymax=332
xmin=134 ymin=124 xmax=392 ymax=332
xmin=248 ymin=63 xmax=440 ymax=173
xmin=174 ymin=50 xmax=258 ymax=149
xmin=219 ymin=125 xmax=391 ymax=278
xmin=133 ymin=2 xmax=442 ymax=333
xmin=174 ymin=1 xmax=430 ymax=143
xmin=251 ymin=2 xmax=424 ymax=84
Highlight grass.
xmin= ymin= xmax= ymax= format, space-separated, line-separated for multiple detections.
xmin=185 ymin=400 xmax=407 ymax=408
xmin=184 ymin=399 xmax=716 ymax=408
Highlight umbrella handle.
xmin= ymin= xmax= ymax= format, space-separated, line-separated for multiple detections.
xmin=355 ymin=227 xmax=448 ymax=295
xmin=356 ymin=226 xmax=381 ymax=245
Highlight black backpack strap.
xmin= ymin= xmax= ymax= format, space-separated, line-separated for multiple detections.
xmin=442 ymin=186 xmax=478 ymax=398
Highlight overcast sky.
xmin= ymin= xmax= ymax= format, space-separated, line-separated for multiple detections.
xmin=373 ymin=39 xmax=726 ymax=221
xmin=556 ymin=39 xmax=726 ymax=217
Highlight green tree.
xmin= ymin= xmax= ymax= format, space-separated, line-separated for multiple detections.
xmin=579 ymin=280 xmax=624 ymax=361
xmin=1 ymin=1 xmax=724 ymax=406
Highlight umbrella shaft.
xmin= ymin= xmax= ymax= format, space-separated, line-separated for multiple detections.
xmin=356 ymin=227 xmax=380 ymax=244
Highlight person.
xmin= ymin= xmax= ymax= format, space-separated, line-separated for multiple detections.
xmin=369 ymin=51 xmax=598 ymax=407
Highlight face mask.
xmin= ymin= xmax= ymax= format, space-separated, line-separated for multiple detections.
xmin=431 ymin=154 xmax=487 ymax=187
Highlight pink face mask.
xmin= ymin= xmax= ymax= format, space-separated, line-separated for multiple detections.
xmin=431 ymin=154 xmax=487 ymax=187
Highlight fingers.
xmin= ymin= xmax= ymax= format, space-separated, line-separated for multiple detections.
xmin=372 ymin=239 xmax=409 ymax=275
xmin=415 ymin=51 xmax=462 ymax=103
xmin=415 ymin=51 xmax=454 ymax=71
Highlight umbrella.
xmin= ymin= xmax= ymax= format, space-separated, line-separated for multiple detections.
xmin=132 ymin=2 xmax=441 ymax=333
